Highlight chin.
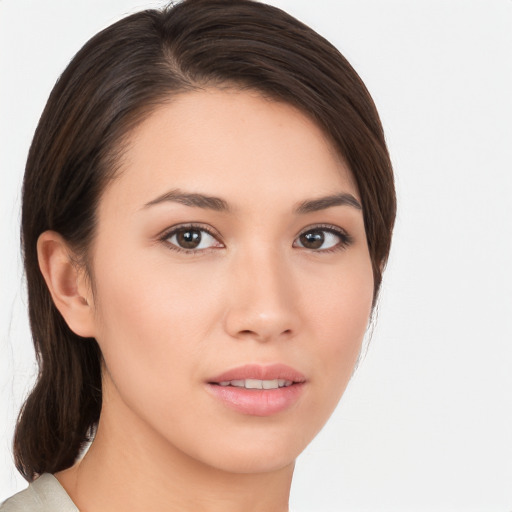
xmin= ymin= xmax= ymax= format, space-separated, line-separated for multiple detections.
xmin=174 ymin=421 xmax=319 ymax=475
xmin=201 ymin=445 xmax=298 ymax=475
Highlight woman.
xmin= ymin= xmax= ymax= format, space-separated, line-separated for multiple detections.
xmin=1 ymin=0 xmax=395 ymax=510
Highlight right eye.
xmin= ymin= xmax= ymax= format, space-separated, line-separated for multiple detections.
xmin=163 ymin=225 xmax=223 ymax=253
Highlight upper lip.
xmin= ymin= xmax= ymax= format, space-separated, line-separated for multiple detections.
xmin=208 ymin=364 xmax=306 ymax=384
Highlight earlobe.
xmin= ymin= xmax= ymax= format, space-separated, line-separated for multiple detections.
xmin=37 ymin=231 xmax=96 ymax=338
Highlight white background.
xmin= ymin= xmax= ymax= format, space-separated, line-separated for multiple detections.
xmin=1 ymin=1 xmax=511 ymax=510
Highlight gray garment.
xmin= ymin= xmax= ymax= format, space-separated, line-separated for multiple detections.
xmin=0 ymin=474 xmax=78 ymax=512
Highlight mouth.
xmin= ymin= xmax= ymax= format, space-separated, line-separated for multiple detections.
xmin=214 ymin=379 xmax=294 ymax=389
xmin=206 ymin=364 xmax=306 ymax=416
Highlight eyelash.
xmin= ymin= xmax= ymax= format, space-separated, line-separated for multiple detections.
xmin=159 ymin=223 xmax=353 ymax=254
xmin=295 ymin=224 xmax=353 ymax=253
xmin=159 ymin=223 xmax=223 ymax=255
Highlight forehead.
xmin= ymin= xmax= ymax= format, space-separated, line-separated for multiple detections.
xmin=100 ymin=88 xmax=358 ymax=214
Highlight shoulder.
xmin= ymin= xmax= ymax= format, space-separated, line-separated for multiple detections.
xmin=0 ymin=474 xmax=79 ymax=512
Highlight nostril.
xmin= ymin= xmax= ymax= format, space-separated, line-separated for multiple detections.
xmin=235 ymin=327 xmax=294 ymax=341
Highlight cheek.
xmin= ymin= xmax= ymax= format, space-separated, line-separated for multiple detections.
xmin=306 ymin=250 xmax=373 ymax=336
xmin=90 ymin=252 xmax=220 ymax=398
xmin=303 ymin=254 xmax=374 ymax=403
xmin=94 ymin=247 xmax=216 ymax=335
xmin=89 ymin=254 xmax=228 ymax=458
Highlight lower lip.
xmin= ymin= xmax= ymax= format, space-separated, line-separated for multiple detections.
xmin=206 ymin=383 xmax=305 ymax=416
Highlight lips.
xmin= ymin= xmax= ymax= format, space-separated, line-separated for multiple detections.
xmin=206 ymin=364 xmax=306 ymax=416
xmin=208 ymin=363 xmax=306 ymax=385
xmin=217 ymin=378 xmax=293 ymax=389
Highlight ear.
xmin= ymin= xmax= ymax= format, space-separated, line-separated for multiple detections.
xmin=37 ymin=230 xmax=96 ymax=338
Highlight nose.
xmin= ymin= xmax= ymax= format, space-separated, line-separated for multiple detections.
xmin=223 ymin=247 xmax=301 ymax=343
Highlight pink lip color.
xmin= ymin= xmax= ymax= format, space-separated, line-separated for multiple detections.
xmin=206 ymin=364 xmax=306 ymax=417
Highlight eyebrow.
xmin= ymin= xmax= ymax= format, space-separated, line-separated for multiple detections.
xmin=143 ymin=189 xmax=230 ymax=212
xmin=295 ymin=193 xmax=362 ymax=214
xmin=143 ymin=189 xmax=362 ymax=214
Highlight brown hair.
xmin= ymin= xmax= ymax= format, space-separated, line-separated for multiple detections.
xmin=15 ymin=0 xmax=396 ymax=480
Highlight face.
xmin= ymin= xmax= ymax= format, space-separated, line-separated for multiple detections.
xmin=87 ymin=89 xmax=374 ymax=474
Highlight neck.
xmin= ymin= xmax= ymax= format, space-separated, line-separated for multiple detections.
xmin=56 ymin=382 xmax=294 ymax=512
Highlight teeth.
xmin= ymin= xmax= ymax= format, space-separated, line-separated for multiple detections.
xmin=262 ymin=379 xmax=279 ymax=389
xmin=246 ymin=378 xmax=264 ymax=389
xmin=217 ymin=379 xmax=293 ymax=389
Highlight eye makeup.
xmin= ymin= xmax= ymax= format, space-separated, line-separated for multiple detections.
xmin=158 ymin=221 xmax=353 ymax=256
xmin=293 ymin=224 xmax=353 ymax=253
xmin=159 ymin=223 xmax=224 ymax=255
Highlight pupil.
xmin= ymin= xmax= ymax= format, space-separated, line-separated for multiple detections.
xmin=177 ymin=229 xmax=201 ymax=249
xmin=301 ymin=231 xmax=324 ymax=249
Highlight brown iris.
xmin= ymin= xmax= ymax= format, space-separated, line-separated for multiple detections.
xmin=299 ymin=230 xmax=324 ymax=249
xmin=176 ymin=229 xmax=202 ymax=249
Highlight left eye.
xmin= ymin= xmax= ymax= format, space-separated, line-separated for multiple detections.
xmin=294 ymin=228 xmax=348 ymax=251
xmin=165 ymin=227 xmax=222 ymax=251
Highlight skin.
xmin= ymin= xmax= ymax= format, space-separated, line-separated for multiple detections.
xmin=39 ymin=89 xmax=374 ymax=512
